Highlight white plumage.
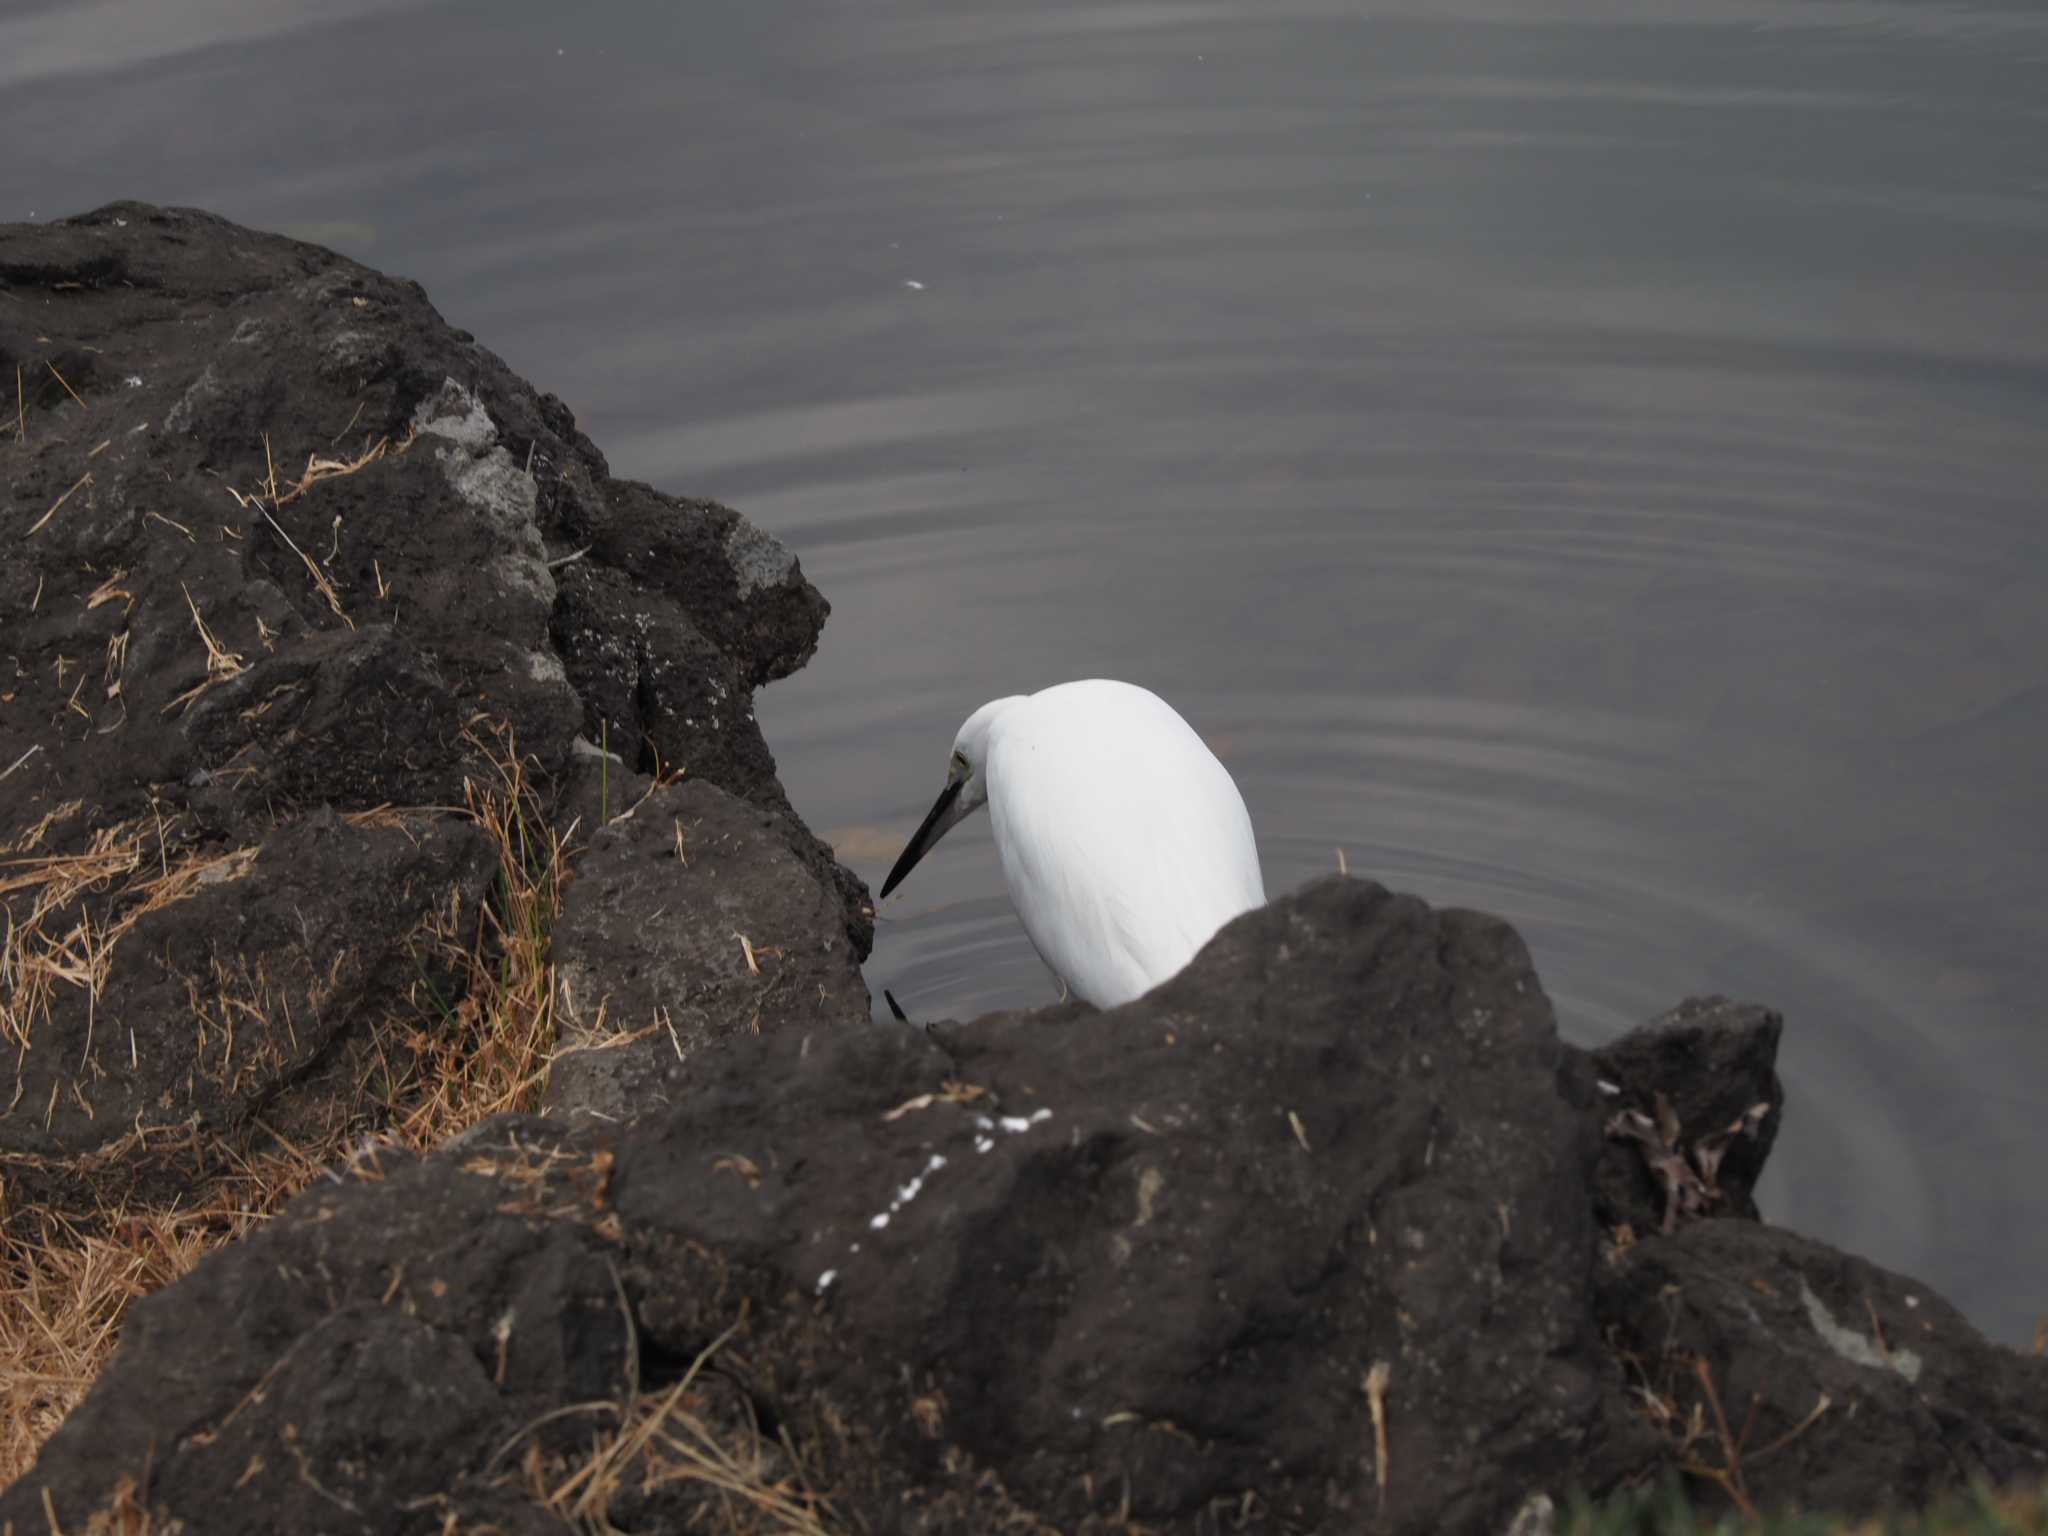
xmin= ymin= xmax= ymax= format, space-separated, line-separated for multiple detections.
xmin=879 ymin=679 xmax=1265 ymax=1008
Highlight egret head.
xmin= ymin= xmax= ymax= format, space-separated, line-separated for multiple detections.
xmin=878 ymin=696 xmax=1022 ymax=899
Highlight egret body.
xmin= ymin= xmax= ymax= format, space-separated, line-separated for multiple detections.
xmin=879 ymin=679 xmax=1265 ymax=1008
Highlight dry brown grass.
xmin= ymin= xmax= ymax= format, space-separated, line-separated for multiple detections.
xmin=0 ymin=803 xmax=259 ymax=1062
xmin=218 ymin=426 xmax=418 ymax=632
xmin=380 ymin=717 xmax=566 ymax=1149
xmin=0 ymin=1141 xmax=325 ymax=1488
xmin=43 ymin=361 xmax=86 ymax=412
xmin=160 ymin=585 xmax=246 ymax=716
xmin=497 ymin=1315 xmax=837 ymax=1536
xmin=27 ymin=471 xmax=91 ymax=537
xmin=0 ymin=720 xmax=566 ymax=1490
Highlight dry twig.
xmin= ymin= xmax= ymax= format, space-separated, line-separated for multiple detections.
xmin=881 ymin=1081 xmax=988 ymax=1122
xmin=1364 ymin=1360 xmax=1391 ymax=1514
xmin=163 ymin=584 xmax=247 ymax=715
xmin=221 ymin=432 xmax=363 ymax=627
xmin=28 ymin=472 xmax=91 ymax=536
xmin=45 ymin=359 xmax=86 ymax=410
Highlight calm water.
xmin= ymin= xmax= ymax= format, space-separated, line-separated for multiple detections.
xmin=6 ymin=0 xmax=2044 ymax=1342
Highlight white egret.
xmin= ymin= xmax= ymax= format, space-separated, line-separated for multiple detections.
xmin=878 ymin=679 xmax=1265 ymax=1008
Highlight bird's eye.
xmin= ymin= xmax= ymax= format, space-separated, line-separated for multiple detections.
xmin=951 ymin=752 xmax=969 ymax=773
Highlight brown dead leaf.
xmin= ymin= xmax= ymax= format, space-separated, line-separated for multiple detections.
xmin=1653 ymin=1091 xmax=1683 ymax=1148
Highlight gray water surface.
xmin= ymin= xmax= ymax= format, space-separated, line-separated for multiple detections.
xmin=6 ymin=0 xmax=2044 ymax=1342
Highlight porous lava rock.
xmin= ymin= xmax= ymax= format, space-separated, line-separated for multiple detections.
xmin=1596 ymin=1221 xmax=2048 ymax=1519
xmin=1585 ymin=996 xmax=1785 ymax=1236
xmin=0 ymin=203 xmax=868 ymax=1215
xmin=7 ymin=206 xmax=2044 ymax=1536
xmin=5 ymin=808 xmax=495 ymax=1212
xmin=3 ymin=878 xmax=1670 ymax=1535
xmin=546 ymin=776 xmax=872 ymax=1124
xmin=6 ymin=871 xmax=2044 ymax=1532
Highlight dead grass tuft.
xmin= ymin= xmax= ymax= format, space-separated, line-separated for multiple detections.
xmin=75 ymin=1473 xmax=173 ymax=1534
xmin=161 ymin=585 xmax=246 ymax=716
xmin=84 ymin=572 xmax=134 ymax=614
xmin=218 ymin=423 xmax=419 ymax=629
xmin=0 ymin=814 xmax=256 ymax=1059
xmin=378 ymin=718 xmax=566 ymax=1147
xmin=274 ymin=430 xmax=397 ymax=506
xmin=0 ymin=1145 xmax=326 ymax=1489
xmin=222 ymin=434 xmax=354 ymax=628
xmin=497 ymin=1316 xmax=837 ymax=1535
xmin=0 ymin=722 xmax=570 ymax=1490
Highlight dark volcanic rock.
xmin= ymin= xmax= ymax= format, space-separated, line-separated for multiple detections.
xmin=872 ymin=877 xmax=1661 ymax=1533
xmin=12 ymin=1131 xmax=628 ymax=1532
xmin=549 ymin=551 xmax=868 ymax=954
xmin=0 ymin=203 xmax=867 ymax=1205
xmin=0 ymin=200 xmax=851 ymax=855
xmin=1585 ymin=996 xmax=1785 ymax=1235
xmin=1597 ymin=1221 xmax=2048 ymax=1518
xmin=5 ymin=809 xmax=494 ymax=1211
xmin=6 ymin=872 xmax=2043 ymax=1532
xmin=546 ymin=777 xmax=871 ymax=1124
xmin=9 ymin=204 xmax=2043 ymax=1535
xmin=0 ymin=878 xmax=1669 ymax=1534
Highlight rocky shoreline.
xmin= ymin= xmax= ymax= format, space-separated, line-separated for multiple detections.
xmin=2 ymin=206 xmax=2042 ymax=1533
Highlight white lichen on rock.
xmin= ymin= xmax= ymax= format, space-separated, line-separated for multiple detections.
xmin=1800 ymin=1279 xmax=1922 ymax=1382
xmin=406 ymin=378 xmax=570 ymax=711
xmin=724 ymin=516 xmax=796 ymax=597
xmin=163 ymin=363 xmax=219 ymax=435
xmin=413 ymin=376 xmax=498 ymax=454
xmin=412 ymin=378 xmax=553 ymax=594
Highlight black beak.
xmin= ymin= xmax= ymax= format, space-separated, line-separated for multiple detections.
xmin=879 ymin=777 xmax=964 ymax=899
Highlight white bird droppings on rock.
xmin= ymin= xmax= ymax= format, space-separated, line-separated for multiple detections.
xmin=895 ymin=1151 xmax=948 ymax=1207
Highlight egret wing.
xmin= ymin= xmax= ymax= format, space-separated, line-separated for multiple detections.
xmin=986 ymin=683 xmax=1263 ymax=1007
